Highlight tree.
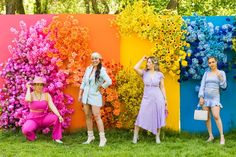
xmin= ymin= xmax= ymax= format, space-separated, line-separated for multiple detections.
xmin=5 ymin=0 xmax=15 ymax=14
xmin=84 ymin=0 xmax=90 ymax=13
xmin=83 ymin=0 xmax=110 ymax=14
xmin=166 ymin=0 xmax=178 ymax=10
xmin=5 ymin=0 xmax=25 ymax=14
xmin=34 ymin=0 xmax=49 ymax=14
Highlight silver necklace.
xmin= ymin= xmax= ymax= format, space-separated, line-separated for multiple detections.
xmin=34 ymin=92 xmax=42 ymax=101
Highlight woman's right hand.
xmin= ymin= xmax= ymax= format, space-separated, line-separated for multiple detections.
xmin=78 ymin=95 xmax=82 ymax=103
xmin=199 ymin=97 xmax=204 ymax=106
xmin=142 ymin=56 xmax=147 ymax=61
xmin=26 ymin=82 xmax=31 ymax=89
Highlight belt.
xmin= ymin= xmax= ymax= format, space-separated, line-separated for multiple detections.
xmin=145 ymin=84 xmax=159 ymax=87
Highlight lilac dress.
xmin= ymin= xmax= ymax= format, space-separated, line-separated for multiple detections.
xmin=135 ymin=70 xmax=166 ymax=135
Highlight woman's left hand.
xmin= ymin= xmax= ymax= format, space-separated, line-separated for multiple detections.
xmin=58 ymin=116 xmax=64 ymax=123
xmin=97 ymin=86 xmax=103 ymax=93
xmin=165 ymin=104 xmax=168 ymax=117
xmin=165 ymin=99 xmax=168 ymax=105
xmin=216 ymin=70 xmax=223 ymax=80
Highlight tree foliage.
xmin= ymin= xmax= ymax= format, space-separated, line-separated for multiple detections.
xmin=1 ymin=0 xmax=236 ymax=16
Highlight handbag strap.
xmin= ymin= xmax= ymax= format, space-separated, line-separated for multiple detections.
xmin=196 ymin=106 xmax=202 ymax=110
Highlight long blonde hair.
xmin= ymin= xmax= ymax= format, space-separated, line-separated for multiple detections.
xmin=146 ymin=56 xmax=159 ymax=71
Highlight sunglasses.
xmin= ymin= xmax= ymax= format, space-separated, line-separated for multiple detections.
xmin=34 ymin=83 xmax=44 ymax=86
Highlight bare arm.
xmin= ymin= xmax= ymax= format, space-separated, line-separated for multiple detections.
xmin=134 ymin=56 xmax=146 ymax=76
xmin=46 ymin=93 xmax=63 ymax=122
xmin=100 ymin=68 xmax=112 ymax=89
xmin=25 ymin=82 xmax=32 ymax=102
xmin=78 ymin=89 xmax=83 ymax=102
xmin=160 ymin=78 xmax=167 ymax=105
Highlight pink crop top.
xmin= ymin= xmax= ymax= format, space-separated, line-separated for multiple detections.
xmin=29 ymin=100 xmax=48 ymax=111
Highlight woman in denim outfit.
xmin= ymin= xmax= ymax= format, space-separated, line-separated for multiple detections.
xmin=78 ymin=52 xmax=112 ymax=147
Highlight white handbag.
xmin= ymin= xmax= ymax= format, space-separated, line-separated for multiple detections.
xmin=194 ymin=109 xmax=208 ymax=121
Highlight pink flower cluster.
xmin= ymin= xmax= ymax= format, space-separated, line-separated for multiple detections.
xmin=0 ymin=19 xmax=74 ymax=131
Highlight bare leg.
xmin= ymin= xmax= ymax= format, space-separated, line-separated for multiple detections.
xmin=203 ymin=106 xmax=214 ymax=142
xmin=92 ymin=105 xmax=106 ymax=147
xmin=82 ymin=104 xmax=95 ymax=144
xmin=133 ymin=125 xmax=140 ymax=144
xmin=156 ymin=128 xmax=161 ymax=144
xmin=92 ymin=106 xmax=104 ymax=133
xmin=83 ymin=104 xmax=93 ymax=131
xmin=211 ymin=106 xmax=225 ymax=144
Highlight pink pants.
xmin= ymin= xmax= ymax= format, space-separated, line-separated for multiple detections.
xmin=22 ymin=113 xmax=62 ymax=141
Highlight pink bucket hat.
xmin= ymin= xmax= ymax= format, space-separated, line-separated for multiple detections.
xmin=32 ymin=76 xmax=46 ymax=84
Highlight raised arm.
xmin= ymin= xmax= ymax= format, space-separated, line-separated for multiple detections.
xmin=25 ymin=82 xmax=32 ymax=102
xmin=46 ymin=93 xmax=63 ymax=123
xmin=133 ymin=56 xmax=147 ymax=76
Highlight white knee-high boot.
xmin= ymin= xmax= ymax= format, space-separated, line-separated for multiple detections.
xmin=83 ymin=131 xmax=95 ymax=144
xmin=99 ymin=132 xmax=107 ymax=147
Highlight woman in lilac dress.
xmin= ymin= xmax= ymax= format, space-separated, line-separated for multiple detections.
xmin=198 ymin=56 xmax=227 ymax=145
xmin=133 ymin=56 xmax=168 ymax=144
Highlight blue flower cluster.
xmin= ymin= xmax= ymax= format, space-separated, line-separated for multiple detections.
xmin=181 ymin=15 xmax=235 ymax=81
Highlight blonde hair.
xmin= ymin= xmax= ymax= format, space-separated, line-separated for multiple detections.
xmin=146 ymin=56 xmax=159 ymax=71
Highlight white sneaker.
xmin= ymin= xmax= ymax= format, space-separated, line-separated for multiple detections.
xmin=206 ymin=136 xmax=214 ymax=143
xmin=156 ymin=136 xmax=161 ymax=144
xmin=132 ymin=135 xmax=138 ymax=144
xmin=54 ymin=139 xmax=63 ymax=144
xmin=220 ymin=135 xmax=225 ymax=145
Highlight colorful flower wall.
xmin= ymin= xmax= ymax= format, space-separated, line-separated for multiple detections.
xmin=0 ymin=13 xmax=235 ymax=133
xmin=0 ymin=18 xmax=74 ymax=131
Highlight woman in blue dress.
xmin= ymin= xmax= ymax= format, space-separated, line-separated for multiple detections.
xmin=198 ymin=56 xmax=227 ymax=145
xmin=78 ymin=52 xmax=112 ymax=147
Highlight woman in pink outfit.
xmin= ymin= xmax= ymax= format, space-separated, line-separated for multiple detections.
xmin=22 ymin=76 xmax=64 ymax=143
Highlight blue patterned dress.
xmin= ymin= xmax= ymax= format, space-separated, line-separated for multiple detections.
xmin=198 ymin=70 xmax=227 ymax=108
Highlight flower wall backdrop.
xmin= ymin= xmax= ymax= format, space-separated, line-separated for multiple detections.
xmin=44 ymin=15 xmax=91 ymax=87
xmin=114 ymin=1 xmax=189 ymax=77
xmin=0 ymin=19 xmax=73 ymax=131
xmin=0 ymin=13 xmax=235 ymax=132
xmin=100 ymin=61 xmax=123 ymax=128
xmin=181 ymin=15 xmax=235 ymax=81
xmin=116 ymin=68 xmax=144 ymax=129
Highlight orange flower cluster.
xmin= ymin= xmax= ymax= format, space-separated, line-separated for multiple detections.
xmin=100 ymin=61 xmax=123 ymax=128
xmin=44 ymin=15 xmax=91 ymax=86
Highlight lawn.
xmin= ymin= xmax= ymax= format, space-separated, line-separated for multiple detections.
xmin=0 ymin=129 xmax=235 ymax=157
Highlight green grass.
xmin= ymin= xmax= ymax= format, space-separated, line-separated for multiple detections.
xmin=0 ymin=129 xmax=236 ymax=157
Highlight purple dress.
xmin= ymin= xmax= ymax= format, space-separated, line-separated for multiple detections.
xmin=135 ymin=70 xmax=166 ymax=135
